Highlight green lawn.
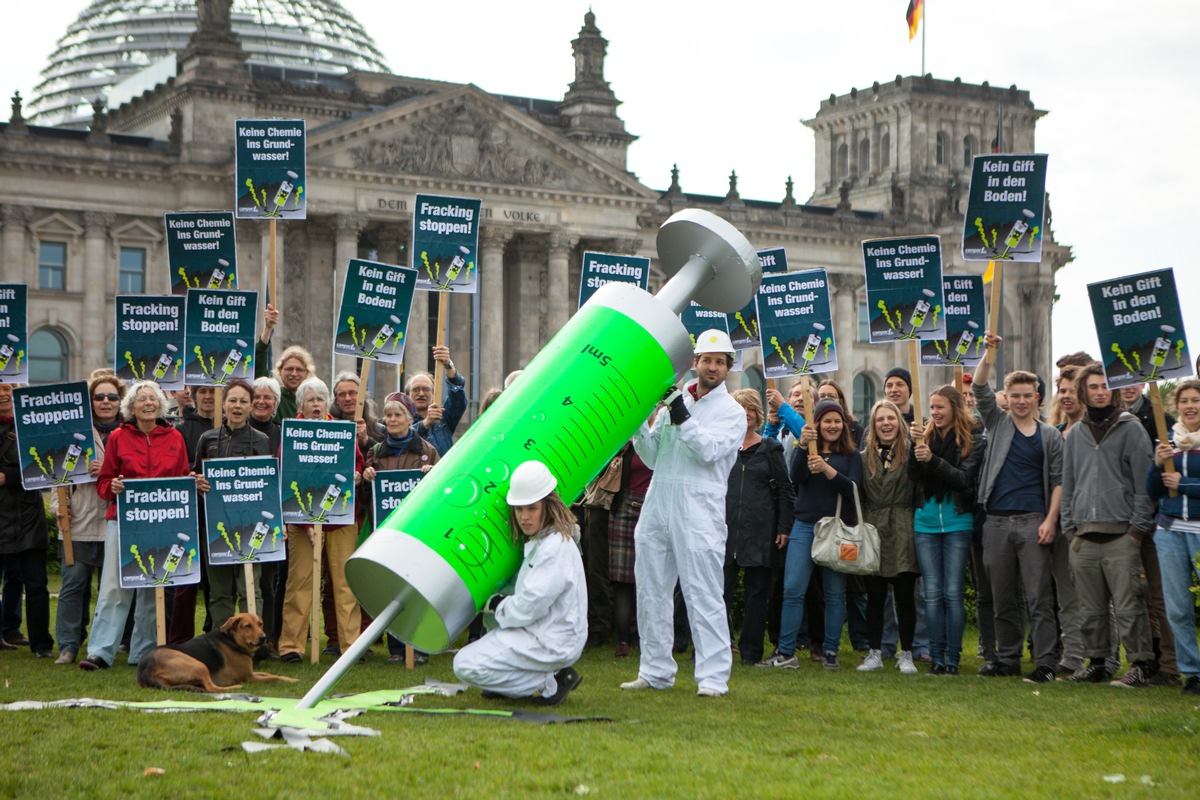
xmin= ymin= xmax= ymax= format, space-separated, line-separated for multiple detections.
xmin=0 ymin=586 xmax=1196 ymax=798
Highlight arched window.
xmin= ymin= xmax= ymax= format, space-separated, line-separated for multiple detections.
xmin=858 ymin=137 xmax=870 ymax=174
xmin=963 ymin=135 xmax=975 ymax=167
xmin=880 ymin=131 xmax=891 ymax=170
xmin=29 ymin=328 xmax=69 ymax=383
xmin=853 ymin=372 xmax=876 ymax=422
xmin=836 ymin=142 xmax=849 ymax=179
xmin=935 ymin=132 xmax=947 ymax=165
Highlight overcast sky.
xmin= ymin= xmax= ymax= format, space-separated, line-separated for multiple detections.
xmin=2 ymin=1 xmax=1197 ymax=371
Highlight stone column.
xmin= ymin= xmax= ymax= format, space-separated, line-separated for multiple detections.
xmin=0 ymin=205 xmax=32 ymax=285
xmin=405 ymin=289 xmax=429 ymax=385
xmin=82 ymin=212 xmax=113 ymax=370
xmin=547 ymin=232 xmax=579 ymax=340
xmin=332 ymin=213 xmax=367 ymax=378
xmin=513 ymin=237 xmax=547 ymax=363
xmin=479 ymin=226 xmax=513 ymax=393
xmin=829 ymin=271 xmax=864 ymax=403
xmin=1020 ymin=280 xmax=1057 ymax=383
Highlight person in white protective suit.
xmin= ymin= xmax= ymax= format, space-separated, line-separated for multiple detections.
xmin=452 ymin=461 xmax=587 ymax=706
xmin=620 ymin=329 xmax=746 ymax=696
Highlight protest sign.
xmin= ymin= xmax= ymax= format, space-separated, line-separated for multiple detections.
xmin=370 ymin=469 xmax=425 ymax=531
xmin=183 ymin=289 xmax=258 ymax=386
xmin=12 ymin=382 xmax=95 ymax=490
xmin=116 ymin=476 xmax=200 ymax=589
xmin=235 ymin=119 xmax=306 ymax=220
xmin=202 ymin=456 xmax=285 ymax=566
xmin=165 ymin=211 xmax=238 ymax=295
xmin=577 ymin=251 xmax=651 ymax=309
xmin=280 ymin=418 xmax=357 ymax=526
xmin=333 ymin=259 xmax=417 ymax=365
xmin=755 ymin=269 xmax=837 ymax=379
xmin=962 ymin=154 xmax=1048 ymax=263
xmin=115 ymin=295 xmax=185 ymax=390
xmin=1087 ymin=268 xmax=1191 ymax=389
xmin=412 ymin=194 xmax=482 ymax=293
xmin=681 ymin=300 xmax=730 ymax=348
xmin=921 ymin=275 xmax=986 ymax=367
xmin=861 ymin=235 xmax=946 ymax=343
xmin=728 ymin=247 xmax=789 ymax=351
xmin=0 ymin=284 xmax=29 ymax=384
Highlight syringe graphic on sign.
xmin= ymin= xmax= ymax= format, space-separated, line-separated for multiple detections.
xmin=948 ymin=321 xmax=980 ymax=366
xmin=315 ymin=209 xmax=760 ymax=708
xmin=903 ymin=289 xmax=938 ymax=339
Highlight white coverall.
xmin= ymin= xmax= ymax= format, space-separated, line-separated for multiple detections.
xmin=453 ymin=530 xmax=587 ymax=698
xmin=632 ymin=379 xmax=744 ymax=694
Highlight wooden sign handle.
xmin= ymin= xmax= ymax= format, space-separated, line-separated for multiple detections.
xmin=986 ymin=261 xmax=1002 ymax=365
xmin=908 ymin=341 xmax=924 ymax=432
xmin=432 ymin=292 xmax=449 ymax=407
xmin=56 ymin=486 xmax=74 ymax=567
xmin=311 ymin=524 xmax=322 ymax=664
xmin=1148 ymin=382 xmax=1178 ymax=498
xmin=243 ymin=562 xmax=258 ymax=617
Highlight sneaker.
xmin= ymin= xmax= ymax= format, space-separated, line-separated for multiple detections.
xmin=620 ymin=677 xmax=653 ymax=690
xmin=896 ymin=651 xmax=917 ymax=675
xmin=977 ymin=662 xmax=1019 ymax=677
xmin=856 ymin=649 xmax=883 ymax=672
xmin=614 ymin=641 xmax=630 ymax=659
xmin=915 ymin=652 xmax=933 ymax=665
xmin=1070 ymin=662 xmax=1112 ymax=683
xmin=697 ymin=687 xmax=724 ymax=697
xmin=1056 ymin=662 xmax=1082 ymax=678
xmin=1182 ymin=676 xmax=1200 ymax=696
xmin=4 ymin=633 xmax=29 ymax=647
xmin=758 ymin=652 xmax=800 ymax=669
xmin=944 ymin=665 xmax=959 ymax=676
xmin=54 ymin=650 xmax=76 ymax=665
xmin=322 ymin=645 xmax=341 ymax=657
xmin=33 ymin=649 xmax=53 ymax=659
xmin=823 ymin=651 xmax=840 ymax=671
xmin=928 ymin=664 xmax=947 ymax=676
xmin=1110 ymin=665 xmax=1149 ymax=688
xmin=280 ymin=652 xmax=302 ymax=664
xmin=1023 ymin=665 xmax=1056 ymax=684
xmin=532 ymin=667 xmax=583 ymax=707
xmin=1147 ymin=671 xmax=1182 ymax=688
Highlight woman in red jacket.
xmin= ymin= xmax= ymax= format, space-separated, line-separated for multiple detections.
xmin=80 ymin=381 xmax=198 ymax=671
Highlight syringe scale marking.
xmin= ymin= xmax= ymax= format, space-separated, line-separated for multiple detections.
xmin=549 ymin=434 xmax=582 ymax=469
xmin=598 ymin=384 xmax=626 ymax=420
xmin=566 ymin=417 xmax=600 ymax=450
xmin=585 ymin=394 xmax=620 ymax=428
xmin=576 ymin=408 xmax=606 ymax=446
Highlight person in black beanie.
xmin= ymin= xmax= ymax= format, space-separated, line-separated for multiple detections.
xmin=884 ymin=367 xmax=915 ymax=424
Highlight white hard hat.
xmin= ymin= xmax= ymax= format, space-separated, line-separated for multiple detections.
xmin=694 ymin=328 xmax=735 ymax=356
xmin=506 ymin=461 xmax=557 ymax=506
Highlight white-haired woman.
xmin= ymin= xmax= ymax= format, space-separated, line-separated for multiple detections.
xmin=80 ymin=381 xmax=199 ymax=671
xmin=278 ymin=377 xmax=364 ymax=663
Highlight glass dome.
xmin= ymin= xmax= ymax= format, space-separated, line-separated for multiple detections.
xmin=28 ymin=0 xmax=390 ymax=127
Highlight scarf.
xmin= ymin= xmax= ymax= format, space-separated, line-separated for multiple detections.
xmin=1083 ymin=405 xmax=1120 ymax=444
xmin=95 ymin=419 xmax=120 ymax=444
xmin=1172 ymin=421 xmax=1200 ymax=451
xmin=384 ymin=430 xmax=414 ymax=457
xmin=921 ymin=429 xmax=962 ymax=503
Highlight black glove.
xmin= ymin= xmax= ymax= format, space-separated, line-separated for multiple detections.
xmin=485 ymin=593 xmax=504 ymax=613
xmin=668 ymin=392 xmax=690 ymax=426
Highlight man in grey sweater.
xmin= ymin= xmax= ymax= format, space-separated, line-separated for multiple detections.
xmin=973 ymin=332 xmax=1063 ymax=683
xmin=1061 ymin=363 xmax=1156 ymax=687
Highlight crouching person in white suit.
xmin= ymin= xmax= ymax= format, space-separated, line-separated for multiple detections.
xmin=453 ymin=461 xmax=587 ymax=706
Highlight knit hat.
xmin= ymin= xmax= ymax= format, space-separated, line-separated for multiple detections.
xmin=884 ymin=367 xmax=912 ymax=393
xmin=813 ymin=398 xmax=845 ymax=424
xmin=384 ymin=391 xmax=418 ymax=420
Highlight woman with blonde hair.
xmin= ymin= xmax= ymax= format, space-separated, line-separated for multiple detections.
xmin=856 ymin=400 xmax=920 ymax=673
xmin=910 ymin=385 xmax=985 ymax=675
xmin=453 ymin=461 xmax=587 ymax=706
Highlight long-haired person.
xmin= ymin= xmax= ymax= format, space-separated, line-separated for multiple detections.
xmin=910 ymin=385 xmax=985 ymax=675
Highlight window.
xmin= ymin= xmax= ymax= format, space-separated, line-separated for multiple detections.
xmin=880 ymin=131 xmax=891 ymax=170
xmin=858 ymin=302 xmax=871 ymax=342
xmin=857 ymin=137 xmax=870 ymax=174
xmin=853 ymin=373 xmax=876 ymax=422
xmin=29 ymin=328 xmax=69 ymax=383
xmin=119 ymin=247 xmax=146 ymax=293
xmin=962 ymin=135 xmax=975 ymax=168
xmin=836 ymin=142 xmax=848 ymax=179
xmin=935 ymin=132 xmax=946 ymax=165
xmin=39 ymin=241 xmax=66 ymax=290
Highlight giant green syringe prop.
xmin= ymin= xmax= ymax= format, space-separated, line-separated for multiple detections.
xmin=298 ymin=209 xmax=761 ymax=708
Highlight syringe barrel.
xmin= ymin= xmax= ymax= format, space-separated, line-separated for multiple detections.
xmin=346 ymin=281 xmax=693 ymax=652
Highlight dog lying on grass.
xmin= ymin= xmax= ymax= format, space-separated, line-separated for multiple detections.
xmin=137 ymin=613 xmax=299 ymax=692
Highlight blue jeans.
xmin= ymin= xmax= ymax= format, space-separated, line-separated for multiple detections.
xmin=778 ymin=521 xmax=816 ymax=657
xmin=55 ymin=541 xmax=104 ymax=655
xmin=87 ymin=520 xmax=158 ymax=665
xmin=822 ymin=568 xmax=848 ymax=653
xmin=1154 ymin=525 xmax=1200 ymax=678
xmin=914 ymin=530 xmax=972 ymax=667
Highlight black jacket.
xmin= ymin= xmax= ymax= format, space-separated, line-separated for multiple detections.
xmin=725 ymin=438 xmax=795 ymax=568
xmin=176 ymin=406 xmax=214 ymax=464
xmin=0 ymin=420 xmax=48 ymax=554
xmin=913 ymin=430 xmax=986 ymax=516
xmin=192 ymin=423 xmax=271 ymax=471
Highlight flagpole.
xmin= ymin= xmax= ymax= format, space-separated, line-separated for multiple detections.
xmin=921 ymin=0 xmax=926 ymax=75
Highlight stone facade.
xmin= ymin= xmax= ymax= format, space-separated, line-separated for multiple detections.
xmin=0 ymin=12 xmax=1070 ymax=418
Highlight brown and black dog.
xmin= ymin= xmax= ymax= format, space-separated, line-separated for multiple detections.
xmin=137 ymin=613 xmax=299 ymax=692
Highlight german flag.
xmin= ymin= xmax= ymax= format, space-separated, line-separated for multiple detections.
xmin=907 ymin=0 xmax=924 ymax=40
